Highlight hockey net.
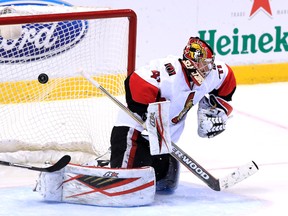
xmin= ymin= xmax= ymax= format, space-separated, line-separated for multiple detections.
xmin=0 ymin=5 xmax=137 ymax=164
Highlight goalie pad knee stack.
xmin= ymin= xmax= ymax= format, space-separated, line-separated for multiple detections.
xmin=35 ymin=164 xmax=156 ymax=207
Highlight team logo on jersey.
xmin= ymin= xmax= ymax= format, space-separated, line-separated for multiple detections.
xmin=172 ymin=92 xmax=194 ymax=124
xmin=0 ymin=0 xmax=88 ymax=63
xmin=164 ymin=63 xmax=176 ymax=76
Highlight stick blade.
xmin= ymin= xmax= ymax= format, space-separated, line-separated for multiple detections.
xmin=32 ymin=155 xmax=71 ymax=172
xmin=47 ymin=155 xmax=71 ymax=172
xmin=219 ymin=161 xmax=259 ymax=190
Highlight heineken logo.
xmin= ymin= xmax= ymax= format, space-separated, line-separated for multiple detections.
xmin=199 ymin=26 xmax=288 ymax=56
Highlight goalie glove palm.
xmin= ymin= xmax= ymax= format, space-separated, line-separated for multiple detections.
xmin=198 ymin=108 xmax=227 ymax=138
xmin=197 ymin=96 xmax=230 ymax=138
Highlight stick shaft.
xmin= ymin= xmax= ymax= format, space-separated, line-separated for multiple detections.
xmin=82 ymin=72 xmax=258 ymax=191
xmin=0 ymin=155 xmax=71 ymax=172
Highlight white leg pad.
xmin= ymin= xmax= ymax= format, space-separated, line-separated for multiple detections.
xmin=147 ymin=101 xmax=172 ymax=155
xmin=36 ymin=170 xmax=65 ymax=202
xmin=36 ymin=164 xmax=156 ymax=207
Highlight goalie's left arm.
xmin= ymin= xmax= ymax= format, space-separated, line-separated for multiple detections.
xmin=197 ymin=94 xmax=233 ymax=138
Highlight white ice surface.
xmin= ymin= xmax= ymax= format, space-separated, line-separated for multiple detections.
xmin=0 ymin=82 xmax=287 ymax=216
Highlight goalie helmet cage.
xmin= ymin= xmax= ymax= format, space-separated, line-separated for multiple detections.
xmin=0 ymin=6 xmax=137 ymax=164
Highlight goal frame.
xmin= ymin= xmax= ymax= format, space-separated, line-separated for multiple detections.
xmin=0 ymin=8 xmax=137 ymax=163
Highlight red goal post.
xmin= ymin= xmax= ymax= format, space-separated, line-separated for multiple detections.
xmin=0 ymin=6 xmax=137 ymax=164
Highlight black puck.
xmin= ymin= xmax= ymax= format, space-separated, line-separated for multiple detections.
xmin=38 ymin=73 xmax=49 ymax=84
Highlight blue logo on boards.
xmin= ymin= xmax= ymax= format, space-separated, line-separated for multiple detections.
xmin=0 ymin=0 xmax=88 ymax=63
xmin=0 ymin=0 xmax=72 ymax=6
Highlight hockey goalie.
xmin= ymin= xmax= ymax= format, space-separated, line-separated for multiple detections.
xmin=35 ymin=36 xmax=236 ymax=207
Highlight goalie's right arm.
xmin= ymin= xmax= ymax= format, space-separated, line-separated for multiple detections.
xmin=125 ymin=71 xmax=160 ymax=122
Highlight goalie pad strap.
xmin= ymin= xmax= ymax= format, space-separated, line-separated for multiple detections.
xmin=36 ymin=164 xmax=156 ymax=207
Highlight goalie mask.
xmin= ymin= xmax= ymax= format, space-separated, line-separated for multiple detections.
xmin=182 ymin=37 xmax=215 ymax=86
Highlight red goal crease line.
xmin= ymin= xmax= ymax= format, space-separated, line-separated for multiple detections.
xmin=235 ymin=110 xmax=288 ymax=131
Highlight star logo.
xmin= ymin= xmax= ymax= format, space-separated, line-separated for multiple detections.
xmin=249 ymin=0 xmax=272 ymax=17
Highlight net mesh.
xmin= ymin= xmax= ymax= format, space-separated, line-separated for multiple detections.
xmin=0 ymin=5 xmax=134 ymax=164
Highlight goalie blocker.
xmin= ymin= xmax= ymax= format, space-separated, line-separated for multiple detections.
xmin=35 ymin=164 xmax=156 ymax=207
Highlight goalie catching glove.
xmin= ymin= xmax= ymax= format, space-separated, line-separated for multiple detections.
xmin=197 ymin=94 xmax=233 ymax=138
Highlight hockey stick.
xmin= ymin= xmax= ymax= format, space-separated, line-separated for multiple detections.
xmin=0 ymin=155 xmax=71 ymax=172
xmin=81 ymin=72 xmax=258 ymax=191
